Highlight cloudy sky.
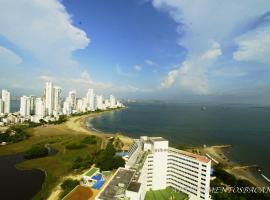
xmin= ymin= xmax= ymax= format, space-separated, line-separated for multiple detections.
xmin=1 ymin=0 xmax=270 ymax=104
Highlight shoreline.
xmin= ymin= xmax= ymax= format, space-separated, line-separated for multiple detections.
xmin=73 ymin=111 xmax=269 ymax=187
xmin=201 ymin=145 xmax=269 ymax=187
xmin=73 ymin=111 xmax=269 ymax=188
xmin=1 ymin=108 xmax=268 ymax=199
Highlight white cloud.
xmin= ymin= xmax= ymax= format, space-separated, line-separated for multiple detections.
xmin=161 ymin=41 xmax=222 ymax=94
xmin=144 ymin=59 xmax=157 ymax=66
xmin=201 ymin=42 xmax=222 ymax=60
xmin=0 ymin=0 xmax=90 ymax=68
xmin=134 ymin=65 xmax=142 ymax=71
xmin=233 ymin=26 xmax=270 ymax=65
xmin=160 ymin=69 xmax=178 ymax=88
xmin=152 ymin=0 xmax=270 ymax=94
xmin=0 ymin=46 xmax=22 ymax=65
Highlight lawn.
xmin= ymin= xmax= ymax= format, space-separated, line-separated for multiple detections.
xmin=0 ymin=127 xmax=102 ymax=200
xmin=85 ymin=167 xmax=99 ymax=177
xmin=145 ymin=187 xmax=189 ymax=200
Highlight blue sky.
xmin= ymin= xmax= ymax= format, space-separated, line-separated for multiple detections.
xmin=1 ymin=0 xmax=270 ymax=104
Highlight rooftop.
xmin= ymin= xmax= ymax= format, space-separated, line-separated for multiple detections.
xmin=127 ymin=181 xmax=141 ymax=192
xmin=97 ymin=168 xmax=135 ymax=200
xmin=169 ymin=147 xmax=210 ymax=164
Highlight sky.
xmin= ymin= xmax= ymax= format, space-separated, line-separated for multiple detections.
xmin=1 ymin=0 xmax=270 ymax=104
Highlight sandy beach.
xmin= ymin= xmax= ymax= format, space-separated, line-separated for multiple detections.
xmin=32 ymin=111 xmax=133 ymax=150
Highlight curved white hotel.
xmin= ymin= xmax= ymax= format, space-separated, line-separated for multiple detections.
xmin=96 ymin=136 xmax=211 ymax=200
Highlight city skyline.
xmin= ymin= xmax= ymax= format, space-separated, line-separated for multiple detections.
xmin=0 ymin=81 xmax=123 ymax=125
xmin=1 ymin=1 xmax=270 ymax=104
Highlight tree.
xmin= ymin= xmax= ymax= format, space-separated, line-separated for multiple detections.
xmin=24 ymin=144 xmax=48 ymax=159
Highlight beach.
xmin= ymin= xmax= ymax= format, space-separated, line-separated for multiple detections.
xmin=32 ymin=111 xmax=133 ymax=150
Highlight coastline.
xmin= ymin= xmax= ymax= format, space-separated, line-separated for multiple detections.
xmin=74 ymin=111 xmax=269 ymax=188
xmin=75 ymin=111 xmax=269 ymax=188
xmin=201 ymin=145 xmax=269 ymax=187
xmin=1 ymin=108 xmax=268 ymax=199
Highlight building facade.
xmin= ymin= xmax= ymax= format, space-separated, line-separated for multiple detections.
xmin=97 ymin=136 xmax=211 ymax=200
xmin=2 ymin=89 xmax=10 ymax=114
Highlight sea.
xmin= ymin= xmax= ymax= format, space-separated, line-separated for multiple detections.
xmin=89 ymin=102 xmax=270 ymax=181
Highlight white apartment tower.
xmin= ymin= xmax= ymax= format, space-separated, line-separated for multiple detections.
xmin=2 ymin=89 xmax=10 ymax=114
xmin=68 ymin=90 xmax=76 ymax=110
xmin=29 ymin=95 xmax=36 ymax=115
xmin=86 ymin=89 xmax=95 ymax=111
xmin=45 ymin=82 xmax=54 ymax=116
xmin=35 ymin=97 xmax=45 ymax=117
xmin=109 ymin=95 xmax=116 ymax=108
xmin=53 ymin=86 xmax=61 ymax=114
xmin=95 ymin=95 xmax=103 ymax=110
xmin=20 ymin=96 xmax=31 ymax=117
xmin=0 ymin=99 xmax=3 ymax=114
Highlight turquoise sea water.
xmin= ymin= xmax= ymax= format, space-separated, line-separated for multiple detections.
xmin=90 ymin=102 xmax=270 ymax=180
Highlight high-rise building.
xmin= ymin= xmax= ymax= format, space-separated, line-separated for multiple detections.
xmin=35 ymin=97 xmax=45 ymax=117
xmin=53 ymin=86 xmax=61 ymax=114
xmin=68 ymin=90 xmax=76 ymax=110
xmin=95 ymin=95 xmax=103 ymax=110
xmin=45 ymin=82 xmax=54 ymax=116
xmin=86 ymin=89 xmax=95 ymax=111
xmin=109 ymin=95 xmax=116 ymax=108
xmin=2 ymin=89 xmax=10 ymax=114
xmin=0 ymin=98 xmax=3 ymax=114
xmin=20 ymin=96 xmax=30 ymax=117
xmin=97 ymin=136 xmax=211 ymax=200
xmin=29 ymin=95 xmax=36 ymax=115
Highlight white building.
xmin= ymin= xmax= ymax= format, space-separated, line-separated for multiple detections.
xmin=109 ymin=95 xmax=116 ymax=108
xmin=86 ymin=89 xmax=95 ymax=111
xmin=95 ymin=95 xmax=103 ymax=110
xmin=96 ymin=136 xmax=211 ymax=200
xmin=35 ymin=97 xmax=45 ymax=117
xmin=45 ymin=82 xmax=54 ymax=116
xmin=53 ymin=86 xmax=61 ymax=115
xmin=29 ymin=95 xmax=36 ymax=115
xmin=20 ymin=96 xmax=31 ymax=117
xmin=76 ymin=98 xmax=84 ymax=112
xmin=2 ymin=89 xmax=10 ymax=114
xmin=0 ymin=99 xmax=3 ymax=114
xmin=68 ymin=90 xmax=76 ymax=110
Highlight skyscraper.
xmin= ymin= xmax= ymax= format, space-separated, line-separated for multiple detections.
xmin=68 ymin=90 xmax=76 ymax=110
xmin=53 ymin=86 xmax=61 ymax=114
xmin=35 ymin=97 xmax=45 ymax=117
xmin=2 ymin=89 xmax=10 ymax=114
xmin=110 ymin=95 xmax=116 ymax=108
xmin=29 ymin=95 xmax=36 ymax=115
xmin=20 ymin=96 xmax=30 ymax=117
xmin=45 ymin=82 xmax=54 ymax=116
xmin=95 ymin=95 xmax=103 ymax=110
xmin=0 ymin=99 xmax=3 ymax=114
xmin=86 ymin=89 xmax=94 ymax=111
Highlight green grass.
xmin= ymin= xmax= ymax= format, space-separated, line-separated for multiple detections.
xmin=0 ymin=128 xmax=102 ymax=200
xmin=102 ymin=171 xmax=112 ymax=178
xmin=85 ymin=167 xmax=99 ymax=177
xmin=145 ymin=187 xmax=189 ymax=200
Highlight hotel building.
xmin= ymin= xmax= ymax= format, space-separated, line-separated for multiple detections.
xmin=96 ymin=136 xmax=211 ymax=200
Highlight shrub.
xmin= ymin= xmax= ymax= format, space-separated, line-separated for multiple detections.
xmin=65 ymin=143 xmax=86 ymax=150
xmin=81 ymin=135 xmax=97 ymax=144
xmin=24 ymin=144 xmax=48 ymax=159
xmin=60 ymin=179 xmax=79 ymax=198
xmin=72 ymin=155 xmax=93 ymax=170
